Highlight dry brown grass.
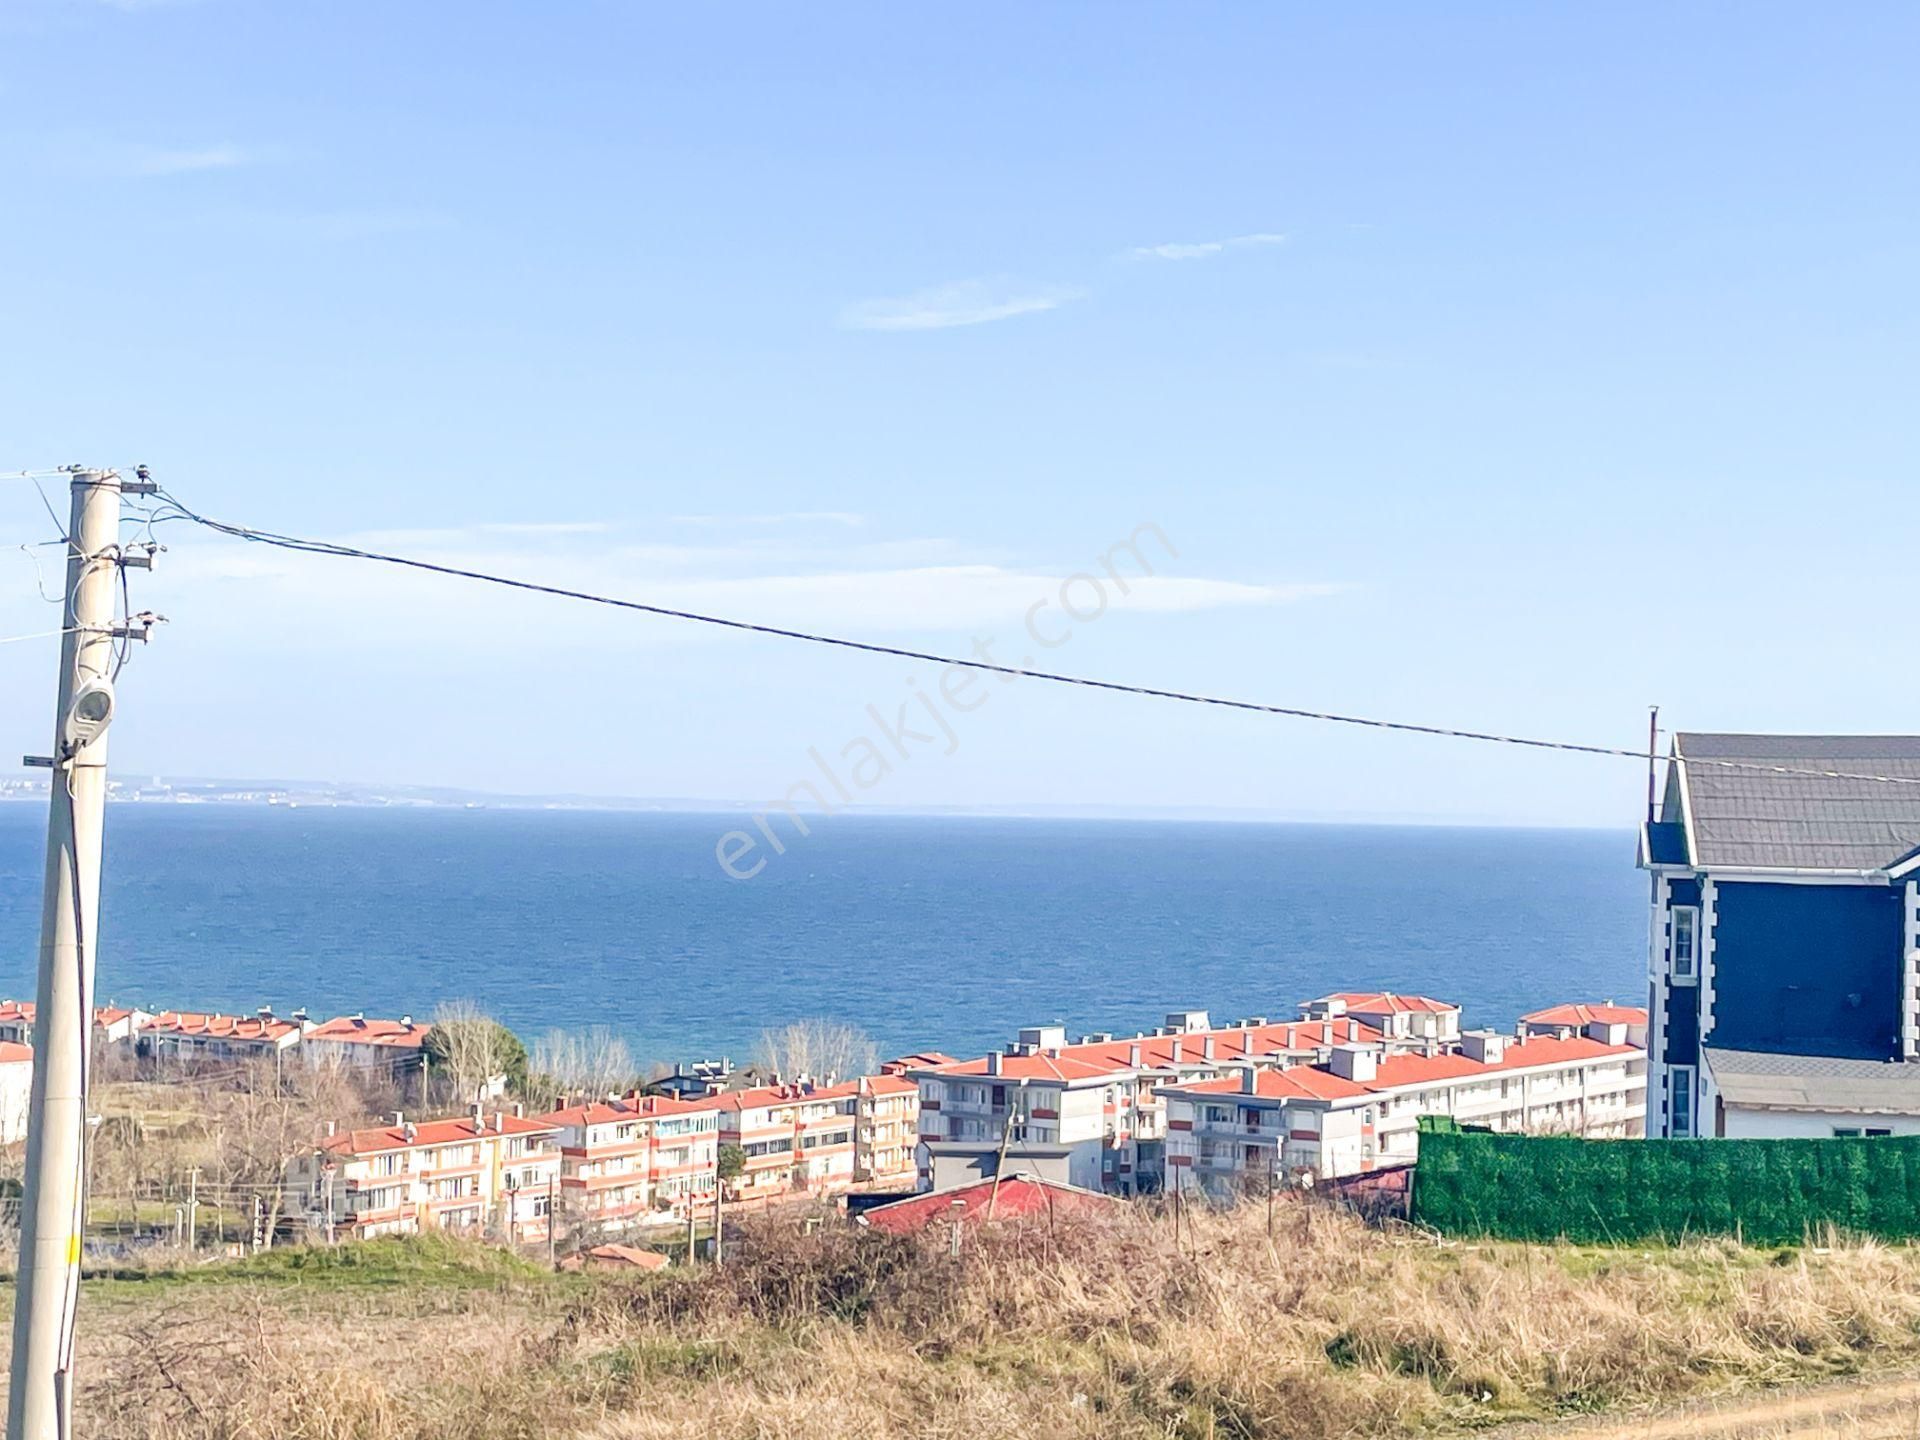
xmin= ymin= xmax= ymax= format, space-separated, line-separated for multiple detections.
xmin=38 ymin=1202 xmax=1920 ymax=1439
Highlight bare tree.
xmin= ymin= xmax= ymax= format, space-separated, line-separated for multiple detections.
xmin=424 ymin=1000 xmax=526 ymax=1106
xmin=530 ymin=1026 xmax=637 ymax=1111
xmin=756 ymin=1018 xmax=877 ymax=1086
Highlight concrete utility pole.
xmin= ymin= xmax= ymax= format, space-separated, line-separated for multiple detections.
xmin=8 ymin=469 xmax=128 ymax=1440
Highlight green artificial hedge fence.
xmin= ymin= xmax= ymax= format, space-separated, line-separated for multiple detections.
xmin=1409 ymin=1116 xmax=1920 ymax=1244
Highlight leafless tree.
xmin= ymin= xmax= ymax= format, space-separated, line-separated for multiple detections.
xmin=426 ymin=999 xmax=506 ymax=1106
xmin=756 ymin=1018 xmax=877 ymax=1086
xmin=531 ymin=1026 xmax=636 ymax=1108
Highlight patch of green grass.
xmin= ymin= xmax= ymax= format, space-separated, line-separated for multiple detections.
xmin=86 ymin=1233 xmax=555 ymax=1291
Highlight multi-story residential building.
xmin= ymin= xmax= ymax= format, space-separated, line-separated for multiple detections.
xmin=1640 ymin=733 xmax=1920 ymax=1139
xmin=1163 ymin=1028 xmax=1647 ymax=1196
xmin=1520 ymin=1002 xmax=1648 ymax=1047
xmin=715 ymin=1079 xmax=864 ymax=1204
xmin=540 ymin=1093 xmax=722 ymax=1232
xmin=0 ymin=1041 xmax=32 ymax=1143
xmin=0 ymin=1001 xmax=150 ymax=1050
xmin=1301 ymin=992 xmax=1462 ymax=1049
xmin=914 ymin=1011 xmax=1385 ymax=1194
xmin=854 ymin=1074 xmax=919 ymax=1188
xmin=301 ymin=1013 xmax=431 ymax=1081
xmin=140 ymin=1008 xmax=309 ymax=1066
xmin=285 ymin=1107 xmax=561 ymax=1243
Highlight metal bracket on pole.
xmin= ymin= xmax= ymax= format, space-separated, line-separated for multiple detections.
xmin=20 ymin=757 xmax=52 ymax=769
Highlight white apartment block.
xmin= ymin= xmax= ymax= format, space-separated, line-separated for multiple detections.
xmin=1301 ymin=992 xmax=1463 ymax=1048
xmin=913 ymin=1011 xmax=1385 ymax=1195
xmin=140 ymin=1008 xmax=310 ymax=1065
xmin=285 ymin=1107 xmax=561 ymax=1244
xmin=301 ymin=1013 xmax=432 ymax=1079
xmin=540 ymin=1093 xmax=722 ymax=1231
xmin=716 ymin=1080 xmax=862 ymax=1203
xmin=1164 ymin=1025 xmax=1648 ymax=1197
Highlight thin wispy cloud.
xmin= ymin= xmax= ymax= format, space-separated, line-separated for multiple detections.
xmin=839 ymin=278 xmax=1082 ymax=332
xmin=132 ymin=143 xmax=251 ymax=176
xmin=673 ymin=512 xmax=865 ymax=528
xmin=1128 ymin=231 xmax=1287 ymax=262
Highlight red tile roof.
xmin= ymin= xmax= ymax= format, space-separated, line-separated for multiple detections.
xmin=321 ymin=1112 xmax=559 ymax=1157
xmin=543 ymin=1094 xmax=724 ymax=1128
xmin=143 ymin=1011 xmax=302 ymax=1042
xmin=858 ymin=1175 xmax=1118 ymax=1234
xmin=1167 ymin=1035 xmax=1640 ymax=1108
xmin=0 ymin=1041 xmax=31 ymax=1065
xmin=713 ymin=1077 xmax=864 ymax=1110
xmin=883 ymin=1051 xmax=958 ymax=1073
xmin=860 ymin=1075 xmax=919 ymax=1098
xmin=576 ymin=1243 xmax=668 ymax=1271
xmin=305 ymin=1016 xmax=431 ymax=1048
xmin=0 ymin=1001 xmax=134 ymax=1028
xmin=1520 ymin=1002 xmax=1649 ymax=1029
xmin=924 ymin=1018 xmax=1383 ymax=1084
xmin=1319 ymin=992 xmax=1459 ymax=1015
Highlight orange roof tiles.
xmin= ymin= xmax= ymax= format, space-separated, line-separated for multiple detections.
xmin=322 ymin=1112 xmax=560 ymax=1157
xmin=1171 ymin=1066 xmax=1373 ymax=1102
xmin=859 ymin=1175 xmax=1117 ymax=1234
xmin=924 ymin=1017 xmax=1383 ymax=1085
xmin=0 ymin=1041 xmax=31 ymax=1064
xmin=1520 ymin=1002 xmax=1649 ymax=1029
xmin=142 ymin=1011 xmax=301 ymax=1041
xmin=1320 ymin=992 xmax=1459 ymax=1015
xmin=542 ymin=1093 xmax=724 ymax=1128
xmin=306 ymin=1016 xmax=431 ymax=1048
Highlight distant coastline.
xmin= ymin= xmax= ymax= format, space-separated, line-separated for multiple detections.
xmin=0 ymin=773 xmax=1618 ymax=829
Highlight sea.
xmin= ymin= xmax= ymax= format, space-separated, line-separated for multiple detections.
xmin=0 ymin=804 xmax=1647 ymax=1067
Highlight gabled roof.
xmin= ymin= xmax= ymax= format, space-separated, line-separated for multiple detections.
xmin=142 ymin=1011 xmax=301 ymax=1041
xmin=305 ymin=1016 xmax=431 ymax=1048
xmin=322 ymin=1112 xmax=559 ymax=1157
xmin=883 ymin=1051 xmax=958 ymax=1073
xmin=541 ymin=1093 xmax=724 ymax=1128
xmin=1667 ymin=733 xmax=1920 ymax=872
xmin=857 ymin=1174 xmax=1117 ymax=1234
xmin=1316 ymin=992 xmax=1458 ymax=1015
xmin=1520 ymin=1002 xmax=1648 ymax=1029
xmin=713 ymin=1077 xmax=863 ymax=1111
xmin=922 ymin=1018 xmax=1384 ymax=1086
xmin=0 ymin=1041 xmax=31 ymax=1064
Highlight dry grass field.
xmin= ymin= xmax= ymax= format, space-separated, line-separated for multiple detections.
xmin=15 ymin=1201 xmax=1920 ymax=1439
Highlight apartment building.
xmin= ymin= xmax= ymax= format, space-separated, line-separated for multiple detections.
xmin=0 ymin=1041 xmax=31 ymax=1144
xmin=854 ymin=1074 xmax=919 ymax=1188
xmin=0 ymin=1001 xmax=150 ymax=1050
xmin=1519 ymin=1002 xmax=1649 ymax=1048
xmin=285 ymin=1107 xmax=561 ymax=1244
xmin=140 ymin=1009 xmax=310 ymax=1065
xmin=540 ymin=1093 xmax=722 ymax=1231
xmin=913 ymin=1011 xmax=1384 ymax=1194
xmin=302 ymin=1013 xmax=432 ymax=1080
xmin=1301 ymin=992 xmax=1462 ymax=1048
xmin=1163 ymin=1027 xmax=1647 ymax=1196
xmin=715 ymin=1079 xmax=876 ymax=1203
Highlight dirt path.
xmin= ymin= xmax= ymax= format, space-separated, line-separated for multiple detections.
xmin=1498 ymin=1374 xmax=1920 ymax=1439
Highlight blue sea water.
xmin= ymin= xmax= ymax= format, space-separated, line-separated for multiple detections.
xmin=0 ymin=805 xmax=1646 ymax=1066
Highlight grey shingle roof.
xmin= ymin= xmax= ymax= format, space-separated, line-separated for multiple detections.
xmin=1704 ymin=1046 xmax=1920 ymax=1115
xmin=1674 ymin=733 xmax=1920 ymax=872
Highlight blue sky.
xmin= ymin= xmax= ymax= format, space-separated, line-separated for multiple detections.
xmin=2 ymin=3 xmax=1915 ymax=826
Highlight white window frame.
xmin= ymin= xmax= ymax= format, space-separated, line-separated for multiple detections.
xmin=1671 ymin=906 xmax=1700 ymax=984
xmin=1670 ymin=1065 xmax=1695 ymax=1138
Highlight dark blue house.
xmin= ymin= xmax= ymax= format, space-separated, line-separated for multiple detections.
xmin=1639 ymin=734 xmax=1920 ymax=1139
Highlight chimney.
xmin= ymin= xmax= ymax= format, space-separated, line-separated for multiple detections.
xmin=514 ymin=1101 xmax=525 ymax=1118
xmin=986 ymin=1051 xmax=1001 ymax=1076
xmin=1127 ymin=1042 xmax=1142 ymax=1068
xmin=401 ymin=1014 xmax=413 ymax=1028
xmin=1240 ymin=1066 xmax=1257 ymax=1094
xmin=1328 ymin=1045 xmax=1377 ymax=1083
xmin=391 ymin=1110 xmax=405 ymax=1127
xmin=1170 ymin=1039 xmax=1183 ymax=1065
xmin=325 ymin=1119 xmax=336 ymax=1137
xmin=403 ymin=1122 xmax=417 ymax=1143
xmin=494 ymin=1110 xmax=505 ymax=1132
xmin=1202 ymin=1036 xmax=1215 ymax=1062
xmin=1321 ymin=1021 xmax=1334 ymax=1044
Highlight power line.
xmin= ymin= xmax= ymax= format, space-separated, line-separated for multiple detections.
xmin=137 ymin=486 xmax=1920 ymax=791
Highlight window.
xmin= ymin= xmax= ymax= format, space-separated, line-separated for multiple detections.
xmin=1672 ymin=906 xmax=1699 ymax=982
xmin=1837 ymin=1127 xmax=1893 ymax=1138
xmin=1670 ymin=1066 xmax=1695 ymax=1138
